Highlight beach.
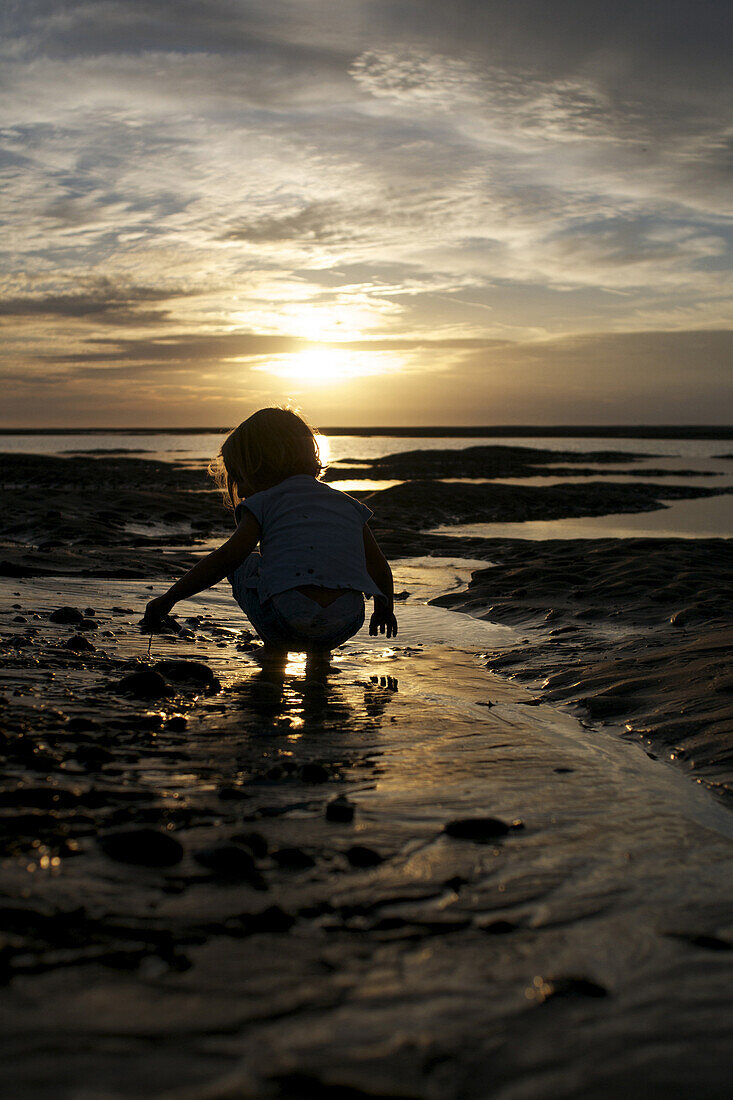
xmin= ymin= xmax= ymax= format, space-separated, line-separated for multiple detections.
xmin=1 ymin=438 xmax=732 ymax=1098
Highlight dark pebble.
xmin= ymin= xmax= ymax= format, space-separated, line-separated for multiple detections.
xmin=326 ymin=796 xmax=355 ymax=823
xmin=444 ymin=816 xmax=524 ymax=841
xmin=99 ymin=827 xmax=183 ymax=867
xmin=83 ymin=607 xmax=96 ymax=617
xmin=74 ymin=745 xmax=113 ymax=768
xmin=12 ymin=614 xmax=27 ymax=623
xmin=78 ymin=618 xmax=98 ymax=632
xmin=230 ymin=830 xmax=268 ymax=858
xmin=299 ymin=762 xmax=330 ymax=783
xmin=262 ymin=764 xmax=286 ymax=781
xmin=193 ymin=844 xmax=266 ymax=888
xmin=218 ymin=784 xmax=251 ymax=801
xmin=245 ymin=905 xmax=295 ymax=934
xmin=65 ymin=635 xmax=95 ymax=652
xmin=49 ymin=606 xmax=84 ymax=624
xmin=166 ymin=716 xmax=188 ymax=731
xmin=114 ymin=668 xmax=171 ymax=699
xmin=271 ymin=846 xmax=316 ymax=869
xmin=483 ymin=919 xmax=518 ymax=935
xmin=154 ymin=659 xmax=217 ymax=687
xmin=540 ymin=976 xmax=608 ymax=1001
xmin=345 ymin=845 xmax=384 ymax=867
xmin=66 ymin=716 xmax=100 ymax=732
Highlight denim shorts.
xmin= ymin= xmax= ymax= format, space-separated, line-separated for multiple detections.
xmin=228 ymin=553 xmax=365 ymax=650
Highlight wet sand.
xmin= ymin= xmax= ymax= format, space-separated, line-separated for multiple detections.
xmin=432 ymin=538 xmax=733 ymax=803
xmin=1 ymin=449 xmax=732 ymax=1097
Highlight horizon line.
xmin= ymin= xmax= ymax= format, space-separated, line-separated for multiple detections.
xmin=0 ymin=424 xmax=732 ymax=439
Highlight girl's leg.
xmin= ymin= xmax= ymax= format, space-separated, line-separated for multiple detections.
xmin=229 ymin=553 xmax=291 ymax=649
xmin=268 ymin=589 xmax=365 ymax=652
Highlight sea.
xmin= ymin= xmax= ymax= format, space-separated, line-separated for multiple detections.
xmin=1 ymin=430 xmax=732 ymax=539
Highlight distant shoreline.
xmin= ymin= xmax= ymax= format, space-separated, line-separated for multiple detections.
xmin=1 ymin=425 xmax=732 ymax=440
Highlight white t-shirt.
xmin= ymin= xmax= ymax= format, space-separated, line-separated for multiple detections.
xmin=240 ymin=475 xmax=384 ymax=602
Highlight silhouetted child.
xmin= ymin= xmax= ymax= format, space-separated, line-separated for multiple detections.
xmin=143 ymin=407 xmax=397 ymax=653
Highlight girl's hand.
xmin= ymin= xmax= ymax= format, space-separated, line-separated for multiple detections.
xmin=142 ymin=595 xmax=176 ymax=631
xmin=369 ymin=600 xmax=398 ymax=639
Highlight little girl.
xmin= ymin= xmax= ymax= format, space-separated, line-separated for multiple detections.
xmin=143 ymin=408 xmax=397 ymax=652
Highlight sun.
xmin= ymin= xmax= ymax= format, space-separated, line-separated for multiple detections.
xmin=253 ymin=345 xmax=406 ymax=386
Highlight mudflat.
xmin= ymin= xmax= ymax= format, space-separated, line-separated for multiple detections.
xmin=1 ymin=447 xmax=732 ymax=1098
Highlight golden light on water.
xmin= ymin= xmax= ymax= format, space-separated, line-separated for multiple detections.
xmin=315 ymin=432 xmax=331 ymax=466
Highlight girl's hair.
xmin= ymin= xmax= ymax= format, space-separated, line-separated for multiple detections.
xmin=209 ymin=407 xmax=323 ymax=509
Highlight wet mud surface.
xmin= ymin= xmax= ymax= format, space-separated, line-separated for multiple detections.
xmin=1 ymin=448 xmax=732 ymax=1097
xmin=433 ymin=538 xmax=733 ymax=801
xmin=1 ymin=580 xmax=732 ymax=1098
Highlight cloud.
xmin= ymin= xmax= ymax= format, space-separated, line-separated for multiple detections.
xmin=0 ymin=278 xmax=193 ymax=325
xmin=1 ymin=1 xmax=731 ymax=425
xmin=221 ymin=203 xmax=345 ymax=244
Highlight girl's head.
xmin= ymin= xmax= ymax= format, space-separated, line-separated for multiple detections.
xmin=210 ymin=407 xmax=323 ymax=508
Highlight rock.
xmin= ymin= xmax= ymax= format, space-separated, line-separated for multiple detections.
xmin=537 ymin=976 xmax=608 ymax=1002
xmin=166 ymin=715 xmax=188 ymax=731
xmin=263 ymin=764 xmax=286 ymax=781
xmin=65 ymin=635 xmax=95 ymax=652
xmin=444 ymin=816 xmax=524 ymax=841
xmin=78 ymin=618 xmax=98 ymax=632
xmin=13 ymin=615 xmax=27 ymax=623
xmin=84 ymin=607 xmax=96 ymax=617
xmin=299 ymin=762 xmax=329 ymax=783
xmin=49 ymin=606 xmax=84 ymax=624
xmin=218 ymin=784 xmax=251 ymax=801
xmin=326 ymin=796 xmax=355 ymax=823
xmin=66 ymin=716 xmax=100 ymax=732
xmin=114 ymin=668 xmax=171 ymax=699
xmin=231 ymin=830 xmax=268 ymax=858
xmin=271 ymin=847 xmax=316 ymax=869
xmin=670 ymin=608 xmax=693 ymax=627
xmin=153 ymin=659 xmax=217 ymax=687
xmin=245 ymin=905 xmax=295 ymax=933
xmin=193 ymin=844 xmax=266 ymax=888
xmin=345 ymin=845 xmax=384 ymax=867
xmin=73 ymin=745 xmax=113 ymax=768
xmin=99 ymin=827 xmax=183 ymax=867
xmin=483 ymin=919 xmax=518 ymax=935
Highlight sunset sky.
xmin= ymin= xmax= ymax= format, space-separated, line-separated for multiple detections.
xmin=1 ymin=1 xmax=731 ymax=427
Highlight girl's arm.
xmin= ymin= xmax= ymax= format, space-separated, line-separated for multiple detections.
xmin=144 ymin=511 xmax=261 ymax=624
xmin=363 ymin=525 xmax=398 ymax=638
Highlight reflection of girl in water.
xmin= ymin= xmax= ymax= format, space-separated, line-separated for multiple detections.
xmin=144 ymin=407 xmax=397 ymax=654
